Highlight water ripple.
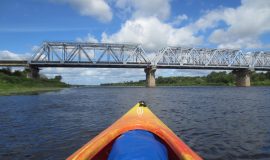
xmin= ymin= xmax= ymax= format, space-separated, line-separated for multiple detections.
xmin=0 ymin=86 xmax=270 ymax=159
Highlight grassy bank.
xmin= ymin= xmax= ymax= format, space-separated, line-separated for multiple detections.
xmin=101 ymin=71 xmax=270 ymax=86
xmin=0 ymin=68 xmax=69 ymax=96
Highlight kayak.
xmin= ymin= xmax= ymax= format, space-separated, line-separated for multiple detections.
xmin=67 ymin=101 xmax=202 ymax=160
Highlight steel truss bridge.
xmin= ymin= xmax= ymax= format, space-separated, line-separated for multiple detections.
xmin=1 ymin=41 xmax=269 ymax=87
xmin=1 ymin=42 xmax=269 ymax=71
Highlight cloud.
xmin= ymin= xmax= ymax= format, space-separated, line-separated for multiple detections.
xmin=170 ymin=14 xmax=188 ymax=26
xmin=41 ymin=67 xmax=146 ymax=85
xmin=108 ymin=0 xmax=270 ymax=50
xmin=51 ymin=0 xmax=113 ymax=22
xmin=76 ymin=33 xmax=98 ymax=43
xmin=156 ymin=69 xmax=211 ymax=77
xmin=101 ymin=17 xmax=202 ymax=51
xmin=190 ymin=0 xmax=270 ymax=49
xmin=0 ymin=50 xmax=30 ymax=60
xmin=115 ymin=0 xmax=171 ymax=20
xmin=209 ymin=29 xmax=263 ymax=49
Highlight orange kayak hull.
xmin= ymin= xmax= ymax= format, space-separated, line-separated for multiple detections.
xmin=67 ymin=103 xmax=202 ymax=160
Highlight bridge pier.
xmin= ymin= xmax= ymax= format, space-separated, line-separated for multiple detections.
xmin=233 ymin=69 xmax=251 ymax=87
xmin=26 ymin=66 xmax=40 ymax=79
xmin=144 ymin=67 xmax=156 ymax=87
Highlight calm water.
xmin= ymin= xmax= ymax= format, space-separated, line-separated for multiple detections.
xmin=0 ymin=86 xmax=270 ymax=160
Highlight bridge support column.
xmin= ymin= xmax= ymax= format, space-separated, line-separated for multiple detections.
xmin=26 ymin=66 xmax=40 ymax=79
xmin=233 ymin=69 xmax=251 ymax=87
xmin=144 ymin=67 xmax=156 ymax=87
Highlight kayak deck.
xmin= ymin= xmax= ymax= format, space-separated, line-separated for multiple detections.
xmin=67 ymin=102 xmax=202 ymax=160
xmin=108 ymin=129 xmax=169 ymax=159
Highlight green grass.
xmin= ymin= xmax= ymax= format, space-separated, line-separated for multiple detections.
xmin=0 ymin=71 xmax=69 ymax=96
xmin=0 ymin=85 xmax=65 ymax=96
xmin=252 ymin=80 xmax=270 ymax=86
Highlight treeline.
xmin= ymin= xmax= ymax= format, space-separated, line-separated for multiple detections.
xmin=0 ymin=68 xmax=67 ymax=86
xmin=101 ymin=71 xmax=270 ymax=86
xmin=0 ymin=68 xmax=68 ymax=95
xmin=250 ymin=71 xmax=270 ymax=85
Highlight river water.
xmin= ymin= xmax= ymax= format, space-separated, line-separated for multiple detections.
xmin=0 ymin=86 xmax=270 ymax=160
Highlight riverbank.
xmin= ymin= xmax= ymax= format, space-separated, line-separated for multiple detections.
xmin=0 ymin=68 xmax=69 ymax=96
xmin=0 ymin=85 xmax=67 ymax=96
xmin=101 ymin=71 xmax=270 ymax=86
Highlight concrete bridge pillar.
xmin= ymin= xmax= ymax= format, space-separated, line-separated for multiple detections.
xmin=26 ymin=66 xmax=40 ymax=79
xmin=233 ymin=69 xmax=251 ymax=87
xmin=144 ymin=67 xmax=156 ymax=87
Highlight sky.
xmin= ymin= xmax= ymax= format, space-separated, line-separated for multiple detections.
xmin=0 ymin=0 xmax=270 ymax=84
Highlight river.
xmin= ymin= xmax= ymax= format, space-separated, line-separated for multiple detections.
xmin=0 ymin=86 xmax=270 ymax=160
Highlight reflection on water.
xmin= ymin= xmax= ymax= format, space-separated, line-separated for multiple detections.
xmin=0 ymin=86 xmax=270 ymax=159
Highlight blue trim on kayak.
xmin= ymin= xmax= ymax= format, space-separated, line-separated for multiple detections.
xmin=108 ymin=129 xmax=168 ymax=160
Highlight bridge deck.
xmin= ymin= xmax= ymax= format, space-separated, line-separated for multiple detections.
xmin=0 ymin=60 xmax=28 ymax=67
xmin=29 ymin=62 xmax=150 ymax=68
xmin=1 ymin=60 xmax=269 ymax=70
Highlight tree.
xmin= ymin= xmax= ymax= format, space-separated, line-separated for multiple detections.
xmin=13 ymin=70 xmax=24 ymax=77
xmin=54 ymin=75 xmax=62 ymax=81
xmin=206 ymin=71 xmax=233 ymax=84
xmin=0 ymin=67 xmax=12 ymax=75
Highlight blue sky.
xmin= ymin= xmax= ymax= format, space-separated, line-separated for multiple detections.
xmin=0 ymin=0 xmax=269 ymax=84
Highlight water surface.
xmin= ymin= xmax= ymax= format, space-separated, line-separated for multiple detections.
xmin=0 ymin=86 xmax=270 ymax=159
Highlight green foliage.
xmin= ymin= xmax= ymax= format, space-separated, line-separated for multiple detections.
xmin=54 ymin=75 xmax=62 ymax=81
xmin=250 ymin=71 xmax=270 ymax=85
xmin=13 ymin=70 xmax=24 ymax=77
xmin=0 ymin=69 xmax=69 ymax=95
xmin=101 ymin=71 xmax=270 ymax=86
xmin=206 ymin=71 xmax=234 ymax=85
xmin=155 ymin=76 xmax=207 ymax=86
xmin=0 ymin=68 xmax=12 ymax=75
xmin=251 ymin=71 xmax=269 ymax=81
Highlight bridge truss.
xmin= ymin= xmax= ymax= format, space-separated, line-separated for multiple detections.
xmin=26 ymin=42 xmax=270 ymax=70
xmin=154 ymin=47 xmax=270 ymax=70
xmin=30 ymin=42 xmax=150 ymax=68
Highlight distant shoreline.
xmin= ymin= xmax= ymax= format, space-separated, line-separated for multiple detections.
xmin=100 ymin=84 xmax=270 ymax=87
xmin=101 ymin=71 xmax=270 ymax=87
xmin=1 ymin=69 xmax=269 ymax=96
xmin=0 ymin=87 xmax=68 ymax=96
xmin=0 ymin=68 xmax=69 ymax=96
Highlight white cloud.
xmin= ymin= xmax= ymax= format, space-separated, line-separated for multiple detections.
xmin=209 ymin=29 xmax=262 ymax=49
xmin=41 ymin=66 xmax=203 ymax=85
xmin=171 ymin=14 xmax=188 ymax=26
xmin=41 ymin=67 xmax=146 ymax=85
xmin=109 ymin=0 xmax=270 ymax=50
xmin=190 ymin=9 xmax=224 ymax=32
xmin=191 ymin=0 xmax=270 ymax=49
xmin=156 ymin=69 xmax=211 ymax=77
xmin=76 ymin=33 xmax=98 ymax=43
xmin=0 ymin=50 xmax=30 ymax=60
xmin=51 ymin=0 xmax=113 ymax=22
xmin=101 ymin=17 xmax=202 ymax=51
xmin=115 ymin=0 xmax=171 ymax=20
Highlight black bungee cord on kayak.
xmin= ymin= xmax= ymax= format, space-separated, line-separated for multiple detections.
xmin=139 ymin=101 xmax=147 ymax=107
